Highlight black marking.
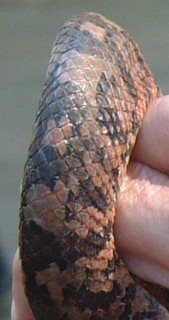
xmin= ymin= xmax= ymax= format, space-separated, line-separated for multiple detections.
xmin=22 ymin=163 xmax=52 ymax=192
xmin=63 ymin=280 xmax=122 ymax=313
xmin=105 ymin=28 xmax=138 ymax=102
xmin=42 ymin=144 xmax=59 ymax=162
xmin=96 ymin=105 xmax=127 ymax=145
xmin=96 ymin=72 xmax=127 ymax=145
xmin=131 ymin=110 xmax=140 ymax=133
xmin=21 ymin=219 xmax=68 ymax=272
xmin=36 ymin=162 xmax=56 ymax=190
xmin=97 ymin=72 xmax=112 ymax=95
xmin=65 ymin=206 xmax=76 ymax=223
xmin=118 ymin=61 xmax=138 ymax=100
xmin=20 ymin=218 xmax=111 ymax=274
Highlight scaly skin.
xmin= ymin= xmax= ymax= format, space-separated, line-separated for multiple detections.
xmin=19 ymin=13 xmax=169 ymax=319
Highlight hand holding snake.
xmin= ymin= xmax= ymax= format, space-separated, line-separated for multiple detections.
xmin=16 ymin=13 xmax=169 ymax=319
xmin=13 ymin=96 xmax=169 ymax=319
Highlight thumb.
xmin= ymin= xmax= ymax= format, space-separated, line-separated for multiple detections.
xmin=132 ymin=95 xmax=169 ymax=174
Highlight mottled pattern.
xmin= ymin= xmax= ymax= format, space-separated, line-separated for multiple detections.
xmin=19 ymin=13 xmax=169 ymax=319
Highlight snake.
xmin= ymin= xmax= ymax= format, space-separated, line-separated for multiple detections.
xmin=19 ymin=12 xmax=169 ymax=319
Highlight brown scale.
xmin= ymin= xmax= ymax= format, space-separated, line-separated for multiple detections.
xmin=19 ymin=12 xmax=169 ymax=319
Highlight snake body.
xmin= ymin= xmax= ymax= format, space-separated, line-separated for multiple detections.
xmin=19 ymin=13 xmax=169 ymax=319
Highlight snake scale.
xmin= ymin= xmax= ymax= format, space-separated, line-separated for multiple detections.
xmin=19 ymin=13 xmax=169 ymax=319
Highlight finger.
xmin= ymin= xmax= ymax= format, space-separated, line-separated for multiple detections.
xmin=11 ymin=248 xmax=34 ymax=320
xmin=115 ymin=162 xmax=169 ymax=288
xmin=132 ymin=95 xmax=169 ymax=174
xmin=122 ymin=252 xmax=169 ymax=289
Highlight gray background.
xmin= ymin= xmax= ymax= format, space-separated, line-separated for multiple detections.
xmin=1 ymin=1 xmax=169 ymax=318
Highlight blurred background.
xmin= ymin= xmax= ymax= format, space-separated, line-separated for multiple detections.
xmin=1 ymin=1 xmax=169 ymax=319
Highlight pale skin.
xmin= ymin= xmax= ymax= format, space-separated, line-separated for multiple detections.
xmin=11 ymin=96 xmax=169 ymax=319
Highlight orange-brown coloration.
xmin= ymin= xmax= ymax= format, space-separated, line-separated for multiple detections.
xmin=19 ymin=12 xmax=169 ymax=320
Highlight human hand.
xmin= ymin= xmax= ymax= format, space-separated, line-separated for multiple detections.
xmin=115 ymin=95 xmax=169 ymax=289
xmin=11 ymin=96 xmax=169 ymax=319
